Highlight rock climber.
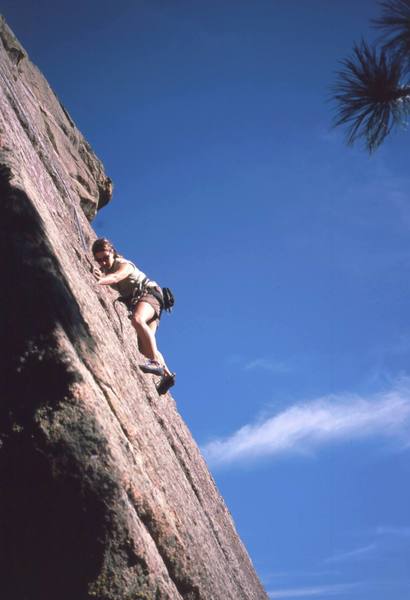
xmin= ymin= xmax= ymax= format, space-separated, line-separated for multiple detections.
xmin=92 ymin=237 xmax=175 ymax=395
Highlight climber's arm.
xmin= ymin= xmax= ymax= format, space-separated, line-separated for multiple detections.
xmin=96 ymin=261 xmax=133 ymax=286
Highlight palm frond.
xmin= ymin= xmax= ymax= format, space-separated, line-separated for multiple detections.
xmin=374 ymin=0 xmax=410 ymax=60
xmin=332 ymin=41 xmax=410 ymax=151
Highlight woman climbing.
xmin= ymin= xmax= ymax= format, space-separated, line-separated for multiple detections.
xmin=92 ymin=238 xmax=175 ymax=395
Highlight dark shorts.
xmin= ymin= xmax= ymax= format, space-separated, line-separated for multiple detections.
xmin=137 ymin=291 xmax=162 ymax=320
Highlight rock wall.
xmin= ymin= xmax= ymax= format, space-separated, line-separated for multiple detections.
xmin=0 ymin=17 xmax=268 ymax=600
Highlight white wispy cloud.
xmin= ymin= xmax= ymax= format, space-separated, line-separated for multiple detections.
xmin=244 ymin=358 xmax=291 ymax=374
xmin=202 ymin=385 xmax=410 ymax=467
xmin=267 ymin=583 xmax=358 ymax=598
xmin=324 ymin=544 xmax=377 ymax=564
xmin=375 ymin=525 xmax=410 ymax=537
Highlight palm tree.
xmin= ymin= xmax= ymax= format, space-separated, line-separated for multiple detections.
xmin=332 ymin=0 xmax=410 ymax=152
xmin=375 ymin=0 xmax=410 ymax=61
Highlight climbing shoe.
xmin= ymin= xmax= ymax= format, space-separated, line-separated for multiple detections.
xmin=156 ymin=373 xmax=176 ymax=395
xmin=140 ymin=360 xmax=165 ymax=377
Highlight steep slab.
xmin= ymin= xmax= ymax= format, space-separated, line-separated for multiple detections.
xmin=0 ymin=17 xmax=268 ymax=600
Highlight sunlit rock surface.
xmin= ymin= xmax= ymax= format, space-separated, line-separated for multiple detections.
xmin=0 ymin=17 xmax=267 ymax=600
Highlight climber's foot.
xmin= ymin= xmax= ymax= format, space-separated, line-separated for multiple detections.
xmin=140 ymin=360 xmax=165 ymax=377
xmin=156 ymin=373 xmax=176 ymax=395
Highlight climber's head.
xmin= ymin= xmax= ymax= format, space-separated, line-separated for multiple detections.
xmin=92 ymin=238 xmax=117 ymax=271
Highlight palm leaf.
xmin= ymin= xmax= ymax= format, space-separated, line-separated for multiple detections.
xmin=332 ymin=41 xmax=410 ymax=151
xmin=374 ymin=0 xmax=410 ymax=61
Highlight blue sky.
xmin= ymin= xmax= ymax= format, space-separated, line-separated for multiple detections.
xmin=4 ymin=1 xmax=410 ymax=598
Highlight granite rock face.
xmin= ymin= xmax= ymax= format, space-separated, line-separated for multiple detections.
xmin=0 ymin=17 xmax=268 ymax=600
xmin=0 ymin=16 xmax=112 ymax=220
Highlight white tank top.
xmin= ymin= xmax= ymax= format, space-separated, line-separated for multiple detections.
xmin=109 ymin=258 xmax=158 ymax=298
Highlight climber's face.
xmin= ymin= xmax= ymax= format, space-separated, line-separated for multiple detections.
xmin=94 ymin=250 xmax=114 ymax=272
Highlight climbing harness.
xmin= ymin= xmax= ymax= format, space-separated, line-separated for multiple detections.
xmin=112 ymin=281 xmax=175 ymax=335
xmin=117 ymin=280 xmax=160 ymax=316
